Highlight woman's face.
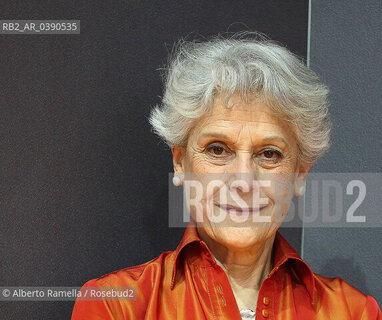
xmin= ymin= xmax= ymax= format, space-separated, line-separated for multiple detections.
xmin=172 ymin=92 xmax=312 ymax=250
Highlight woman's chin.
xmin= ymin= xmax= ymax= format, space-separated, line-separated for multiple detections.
xmin=211 ymin=227 xmax=271 ymax=250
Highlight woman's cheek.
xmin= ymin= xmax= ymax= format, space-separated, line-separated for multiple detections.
xmin=188 ymin=152 xmax=218 ymax=172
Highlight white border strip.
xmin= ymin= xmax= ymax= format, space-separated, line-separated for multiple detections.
xmin=306 ymin=0 xmax=312 ymax=68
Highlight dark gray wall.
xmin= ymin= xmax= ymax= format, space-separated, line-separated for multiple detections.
xmin=0 ymin=1 xmax=308 ymax=319
xmin=303 ymin=0 xmax=382 ymax=305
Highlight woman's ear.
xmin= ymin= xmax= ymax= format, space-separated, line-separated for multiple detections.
xmin=294 ymin=161 xmax=313 ymax=196
xmin=171 ymin=146 xmax=186 ymax=173
xmin=171 ymin=146 xmax=186 ymax=186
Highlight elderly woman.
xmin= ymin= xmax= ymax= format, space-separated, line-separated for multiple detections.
xmin=72 ymin=34 xmax=381 ymax=319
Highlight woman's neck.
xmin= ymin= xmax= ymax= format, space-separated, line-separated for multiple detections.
xmin=198 ymin=228 xmax=275 ymax=310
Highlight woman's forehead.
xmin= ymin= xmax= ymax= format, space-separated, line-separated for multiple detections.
xmin=209 ymin=93 xmax=279 ymax=120
xmin=195 ymin=120 xmax=294 ymax=149
xmin=199 ymin=95 xmax=290 ymax=131
xmin=205 ymin=109 xmax=280 ymax=125
xmin=189 ymin=94 xmax=296 ymax=145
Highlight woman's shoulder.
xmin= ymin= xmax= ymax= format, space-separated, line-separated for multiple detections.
xmin=72 ymin=251 xmax=177 ymax=319
xmin=313 ymin=272 xmax=368 ymax=298
xmin=82 ymin=249 xmax=175 ymax=288
xmin=312 ymin=272 xmax=381 ymax=318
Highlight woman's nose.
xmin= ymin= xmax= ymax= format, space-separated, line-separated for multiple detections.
xmin=228 ymin=153 xmax=257 ymax=193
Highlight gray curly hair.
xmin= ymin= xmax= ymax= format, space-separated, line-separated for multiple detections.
xmin=149 ymin=33 xmax=331 ymax=164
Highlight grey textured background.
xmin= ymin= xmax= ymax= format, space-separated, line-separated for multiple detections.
xmin=1 ymin=1 xmax=380 ymax=318
xmin=304 ymin=0 xmax=382 ymax=305
xmin=0 ymin=1 xmax=308 ymax=319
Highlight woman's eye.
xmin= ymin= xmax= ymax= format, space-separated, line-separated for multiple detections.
xmin=259 ymin=149 xmax=283 ymax=162
xmin=206 ymin=144 xmax=228 ymax=157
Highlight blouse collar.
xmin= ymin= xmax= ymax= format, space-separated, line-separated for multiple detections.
xmin=170 ymin=219 xmax=316 ymax=304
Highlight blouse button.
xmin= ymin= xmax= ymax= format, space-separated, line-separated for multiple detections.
xmin=263 ymin=296 xmax=270 ymax=305
xmin=261 ymin=309 xmax=269 ymax=318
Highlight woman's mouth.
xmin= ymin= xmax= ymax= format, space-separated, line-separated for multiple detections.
xmin=215 ymin=203 xmax=266 ymax=216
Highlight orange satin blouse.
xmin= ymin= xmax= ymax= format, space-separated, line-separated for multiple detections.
xmin=72 ymin=220 xmax=381 ymax=319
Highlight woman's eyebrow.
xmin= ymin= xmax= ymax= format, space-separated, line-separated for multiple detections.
xmin=262 ymin=135 xmax=288 ymax=145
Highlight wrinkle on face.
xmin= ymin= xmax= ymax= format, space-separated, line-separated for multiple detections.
xmin=178 ymin=91 xmax=303 ymax=256
xmin=184 ymin=92 xmax=298 ymax=174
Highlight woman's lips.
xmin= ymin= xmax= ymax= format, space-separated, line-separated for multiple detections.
xmin=216 ymin=203 xmax=266 ymax=215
